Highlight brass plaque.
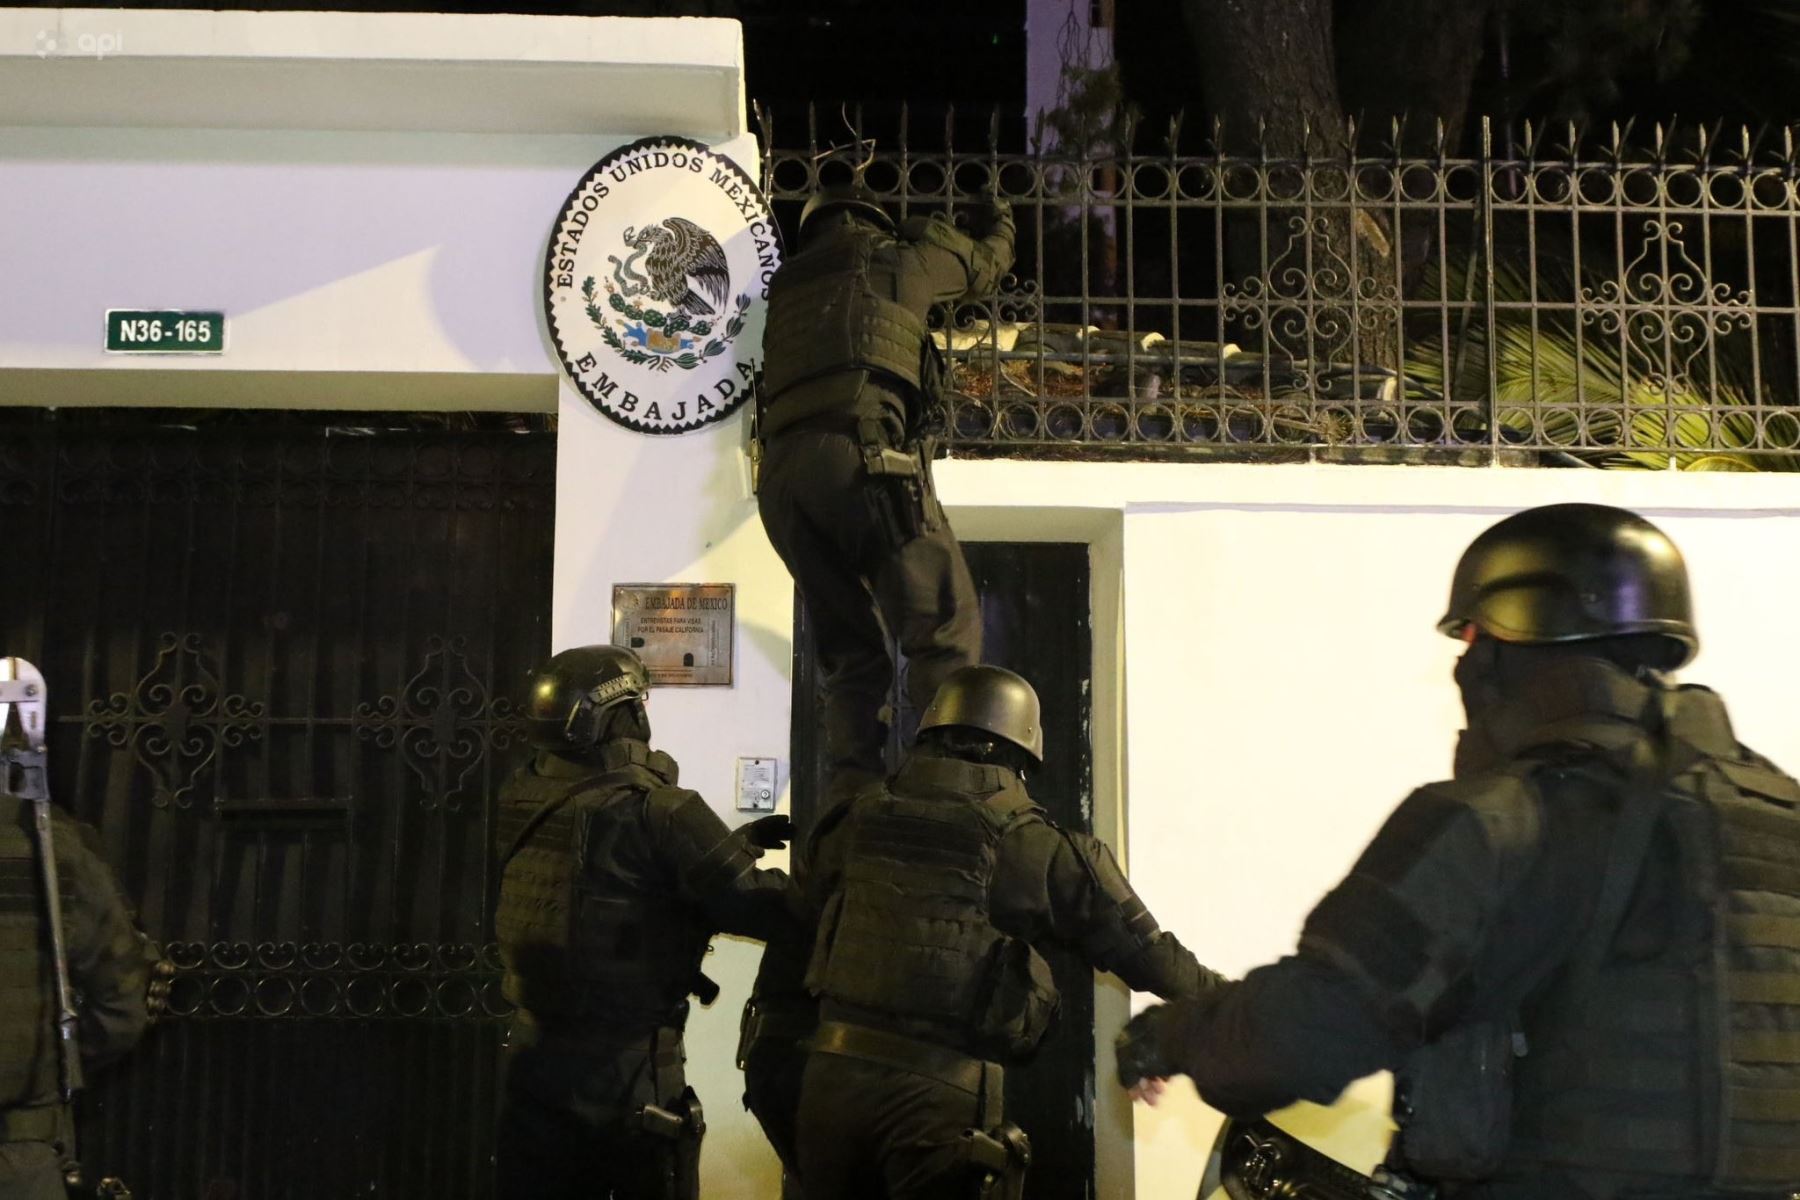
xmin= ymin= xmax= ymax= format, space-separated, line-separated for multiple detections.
xmin=610 ymin=583 xmax=734 ymax=686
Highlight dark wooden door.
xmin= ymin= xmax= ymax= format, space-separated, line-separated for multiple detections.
xmin=791 ymin=541 xmax=1097 ymax=1200
xmin=0 ymin=410 xmax=554 ymax=1199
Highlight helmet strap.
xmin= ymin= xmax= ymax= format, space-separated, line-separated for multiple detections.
xmin=562 ymin=697 xmax=604 ymax=749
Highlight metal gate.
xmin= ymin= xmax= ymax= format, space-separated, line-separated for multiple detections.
xmin=0 ymin=410 xmax=554 ymax=1199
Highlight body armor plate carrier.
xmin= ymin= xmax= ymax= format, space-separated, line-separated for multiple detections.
xmin=495 ymin=743 xmax=710 ymax=1028
xmin=1511 ymin=727 xmax=1800 ymax=1188
xmin=807 ymin=769 xmax=1055 ymax=1058
xmin=759 ymin=224 xmax=930 ymax=436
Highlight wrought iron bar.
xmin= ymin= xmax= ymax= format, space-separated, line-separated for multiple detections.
xmin=760 ymin=103 xmax=1800 ymax=467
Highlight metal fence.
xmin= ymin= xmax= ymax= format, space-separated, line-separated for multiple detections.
xmin=758 ymin=105 xmax=1800 ymax=468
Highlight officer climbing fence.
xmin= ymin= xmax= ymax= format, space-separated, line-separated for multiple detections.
xmin=758 ymin=103 xmax=1800 ymax=469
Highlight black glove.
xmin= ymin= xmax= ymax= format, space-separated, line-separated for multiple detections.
xmin=974 ymin=197 xmax=1011 ymax=232
xmin=1115 ymin=1003 xmax=1182 ymax=1088
xmin=739 ymin=813 xmax=794 ymax=851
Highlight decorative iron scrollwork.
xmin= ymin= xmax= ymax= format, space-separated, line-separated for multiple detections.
xmin=353 ymin=636 xmax=526 ymax=810
xmin=1579 ymin=217 xmax=1754 ymax=404
xmin=1222 ymin=213 xmax=1402 ymax=404
xmin=84 ymin=633 xmax=266 ymax=810
xmin=161 ymin=940 xmax=511 ymax=1021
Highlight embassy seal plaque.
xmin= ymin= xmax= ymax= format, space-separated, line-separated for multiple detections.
xmin=611 ymin=583 xmax=734 ymax=686
xmin=545 ymin=136 xmax=782 ymax=434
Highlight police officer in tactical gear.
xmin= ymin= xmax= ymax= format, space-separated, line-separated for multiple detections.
xmin=494 ymin=645 xmax=796 ymax=1200
xmin=1117 ymin=503 xmax=1800 ymax=1200
xmin=797 ymin=665 xmax=1225 ymax=1199
xmin=738 ymin=902 xmax=814 ymax=1192
xmin=3 ymin=659 xmax=162 ymax=1199
xmin=755 ymin=183 xmax=1016 ymax=799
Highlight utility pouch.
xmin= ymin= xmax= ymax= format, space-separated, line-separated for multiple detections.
xmin=975 ymin=938 xmax=1060 ymax=1059
xmin=1393 ymin=1019 xmax=1522 ymax=1180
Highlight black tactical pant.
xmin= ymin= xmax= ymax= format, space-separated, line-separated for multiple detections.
xmin=743 ymin=1037 xmax=808 ymax=1187
xmin=0 ymin=1141 xmax=63 ymax=1200
xmin=794 ymin=1051 xmax=986 ymax=1200
xmin=757 ymin=419 xmax=981 ymax=792
xmin=496 ymin=1039 xmax=698 ymax=1200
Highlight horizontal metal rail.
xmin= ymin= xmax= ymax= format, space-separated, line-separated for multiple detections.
xmin=759 ymin=104 xmax=1800 ymax=469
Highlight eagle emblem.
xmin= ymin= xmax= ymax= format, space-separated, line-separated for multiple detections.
xmin=584 ymin=215 xmax=750 ymax=372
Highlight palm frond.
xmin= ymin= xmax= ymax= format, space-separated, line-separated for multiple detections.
xmin=1408 ymin=260 xmax=1797 ymax=471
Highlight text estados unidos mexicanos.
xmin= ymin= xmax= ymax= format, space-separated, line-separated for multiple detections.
xmin=551 ymin=149 xmax=778 ymax=294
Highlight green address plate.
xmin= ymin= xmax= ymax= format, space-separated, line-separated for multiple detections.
xmin=105 ymin=309 xmax=225 ymax=354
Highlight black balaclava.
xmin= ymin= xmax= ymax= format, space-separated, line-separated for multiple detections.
xmin=916 ymin=725 xmax=1033 ymax=785
xmin=1451 ymin=636 xmax=1673 ymax=777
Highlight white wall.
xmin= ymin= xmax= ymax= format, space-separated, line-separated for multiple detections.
xmin=939 ymin=457 xmax=1800 ymax=1197
xmin=0 ymin=9 xmax=743 ymax=382
xmin=551 ymin=208 xmax=792 ymax=1196
xmin=0 ymin=126 xmax=602 ymax=377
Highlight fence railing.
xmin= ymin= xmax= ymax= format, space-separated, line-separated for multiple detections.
xmin=758 ymin=105 xmax=1800 ymax=468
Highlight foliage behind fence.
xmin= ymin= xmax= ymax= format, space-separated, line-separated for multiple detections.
xmin=758 ymin=105 xmax=1800 ymax=468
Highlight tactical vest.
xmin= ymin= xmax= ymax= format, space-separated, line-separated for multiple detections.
xmin=1509 ymin=732 xmax=1800 ymax=1188
xmin=0 ymin=798 xmax=55 ymax=1108
xmin=494 ymin=743 xmax=710 ymax=1029
xmin=806 ymin=761 xmax=1055 ymax=1057
xmin=759 ymin=224 xmax=930 ymax=436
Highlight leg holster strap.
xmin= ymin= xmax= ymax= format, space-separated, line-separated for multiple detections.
xmin=635 ymin=1087 xmax=704 ymax=1200
xmin=811 ymin=1019 xmax=1002 ymax=1110
xmin=857 ymin=418 xmax=921 ymax=478
xmin=855 ymin=419 xmax=938 ymax=551
xmin=638 ymin=1086 xmax=705 ymax=1142
xmin=963 ymin=1122 xmax=1031 ymax=1200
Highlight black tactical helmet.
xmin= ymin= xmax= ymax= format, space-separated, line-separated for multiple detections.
xmin=524 ymin=644 xmax=650 ymax=753
xmin=1438 ymin=503 xmax=1697 ymax=667
xmin=917 ymin=665 xmax=1044 ymax=763
xmin=799 ymin=184 xmax=894 ymax=236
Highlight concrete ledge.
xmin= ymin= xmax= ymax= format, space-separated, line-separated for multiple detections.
xmin=0 ymin=8 xmax=744 ymax=138
xmin=0 ymin=368 xmax=559 ymax=412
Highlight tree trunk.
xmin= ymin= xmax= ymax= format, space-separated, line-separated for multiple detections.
xmin=1181 ymin=0 xmax=1401 ymax=381
xmin=1337 ymin=0 xmax=1497 ymax=155
xmin=1338 ymin=0 xmax=1498 ymax=317
xmin=1181 ymin=0 xmax=1344 ymax=154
